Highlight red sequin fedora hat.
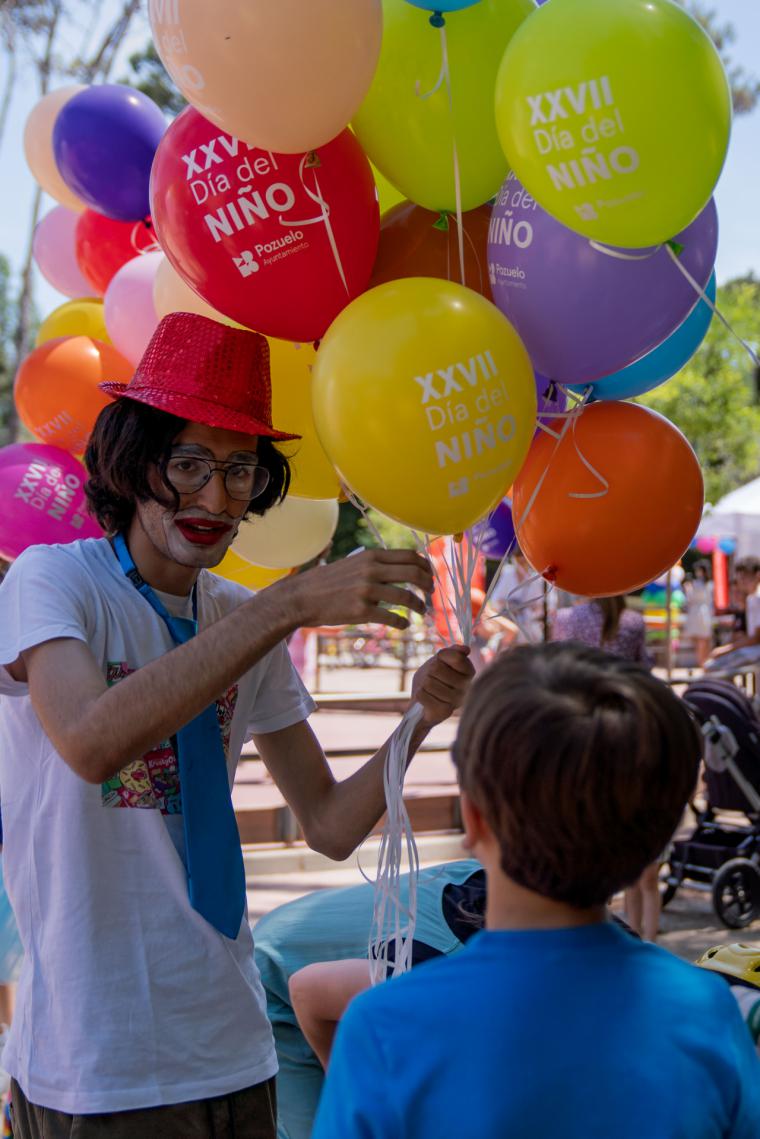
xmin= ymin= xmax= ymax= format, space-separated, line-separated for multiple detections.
xmin=100 ymin=312 xmax=299 ymax=441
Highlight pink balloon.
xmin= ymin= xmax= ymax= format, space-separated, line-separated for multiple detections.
xmin=0 ymin=443 xmax=101 ymax=560
xmin=103 ymin=250 xmax=162 ymax=365
xmin=32 ymin=206 xmax=94 ymax=299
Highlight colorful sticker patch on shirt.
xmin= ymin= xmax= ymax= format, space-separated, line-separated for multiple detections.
xmin=102 ymin=665 xmax=238 ymax=812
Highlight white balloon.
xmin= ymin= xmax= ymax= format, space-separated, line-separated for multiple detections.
xmin=233 ymin=496 xmax=339 ymax=569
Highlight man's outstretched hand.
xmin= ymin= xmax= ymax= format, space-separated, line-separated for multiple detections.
xmin=411 ymin=645 xmax=475 ymax=728
xmin=284 ymin=549 xmax=434 ymax=630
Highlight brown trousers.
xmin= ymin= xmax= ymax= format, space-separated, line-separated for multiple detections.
xmin=10 ymin=1077 xmax=277 ymax=1139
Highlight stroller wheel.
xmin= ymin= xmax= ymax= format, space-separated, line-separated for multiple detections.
xmin=712 ymin=859 xmax=760 ymax=929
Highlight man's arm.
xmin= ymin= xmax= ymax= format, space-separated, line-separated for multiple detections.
xmin=254 ymin=646 xmax=473 ymax=860
xmin=15 ymin=550 xmax=433 ymax=785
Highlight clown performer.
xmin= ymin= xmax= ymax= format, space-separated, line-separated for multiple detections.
xmin=0 ymin=314 xmax=474 ymax=1139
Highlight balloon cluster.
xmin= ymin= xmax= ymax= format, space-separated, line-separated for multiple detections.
xmin=4 ymin=0 xmax=731 ymax=593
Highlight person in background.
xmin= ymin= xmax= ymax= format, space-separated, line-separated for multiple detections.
xmin=313 ymin=644 xmax=760 ymax=1139
xmin=552 ymin=595 xmax=658 ymax=938
xmin=683 ymin=561 xmax=715 ymax=667
xmin=709 ymin=556 xmax=760 ymax=662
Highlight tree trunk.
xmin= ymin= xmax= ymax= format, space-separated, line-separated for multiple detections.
xmin=0 ymin=39 xmax=18 ymax=158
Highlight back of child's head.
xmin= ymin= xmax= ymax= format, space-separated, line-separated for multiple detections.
xmin=453 ymin=642 xmax=701 ymax=907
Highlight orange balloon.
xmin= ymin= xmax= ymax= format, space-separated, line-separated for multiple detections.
xmin=369 ymin=201 xmax=492 ymax=299
xmin=14 ymin=336 xmax=133 ymax=455
xmin=513 ymin=402 xmax=703 ymax=597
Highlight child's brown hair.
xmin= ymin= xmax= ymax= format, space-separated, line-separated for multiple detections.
xmin=453 ymin=643 xmax=701 ymax=907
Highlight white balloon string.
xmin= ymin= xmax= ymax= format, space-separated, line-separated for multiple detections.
xmin=340 ymin=491 xmax=421 ymax=982
xmin=368 ymin=701 xmax=423 ymax=984
xmin=665 ymin=244 xmax=760 ymax=367
xmin=282 ymin=155 xmax=350 ymax=295
xmin=342 ymin=485 xmax=387 ymax=548
xmin=415 ymin=22 xmax=465 ymax=286
xmin=588 ymin=239 xmax=659 ymax=263
xmin=439 ymin=24 xmax=466 ymax=287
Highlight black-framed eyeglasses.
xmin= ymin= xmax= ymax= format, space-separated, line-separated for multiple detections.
xmin=165 ymin=455 xmax=270 ymax=502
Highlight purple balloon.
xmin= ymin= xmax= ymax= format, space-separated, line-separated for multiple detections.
xmin=53 ymin=84 xmax=166 ymax=221
xmin=470 ymin=498 xmax=516 ymax=560
xmin=488 ymin=172 xmax=718 ymax=384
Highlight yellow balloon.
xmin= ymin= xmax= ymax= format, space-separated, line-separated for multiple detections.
xmin=35 ymin=298 xmax=110 ymax=347
xmin=353 ymin=0 xmax=533 ymax=212
xmin=495 ymin=0 xmax=731 ymax=247
xmin=269 ymin=340 xmax=341 ymax=500
xmin=23 ymin=87 xmax=87 ymax=213
xmin=233 ymin=497 xmax=339 ymax=569
xmin=214 ymin=550 xmax=291 ymax=590
xmin=312 ymin=278 xmax=537 ymax=535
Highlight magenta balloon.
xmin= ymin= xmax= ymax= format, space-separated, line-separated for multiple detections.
xmin=488 ymin=173 xmax=718 ymax=384
xmin=0 ymin=443 xmax=101 ymax=560
xmin=103 ymin=251 xmax=162 ymax=365
xmin=32 ymin=206 xmax=93 ymax=299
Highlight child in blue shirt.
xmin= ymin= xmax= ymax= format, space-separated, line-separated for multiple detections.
xmin=314 ymin=642 xmax=760 ymax=1139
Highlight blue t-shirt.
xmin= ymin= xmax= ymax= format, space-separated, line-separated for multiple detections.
xmin=313 ymin=921 xmax=760 ymax=1139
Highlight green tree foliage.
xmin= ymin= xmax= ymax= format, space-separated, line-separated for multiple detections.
xmin=682 ymin=2 xmax=760 ymax=114
xmin=639 ymin=277 xmax=760 ymax=504
xmin=121 ymin=41 xmax=186 ymax=116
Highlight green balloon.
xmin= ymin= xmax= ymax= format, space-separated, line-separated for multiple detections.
xmin=353 ymin=0 xmax=534 ymax=213
xmin=495 ymin=0 xmax=732 ymax=247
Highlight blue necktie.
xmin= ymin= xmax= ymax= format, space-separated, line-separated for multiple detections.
xmin=113 ymin=533 xmax=246 ymax=938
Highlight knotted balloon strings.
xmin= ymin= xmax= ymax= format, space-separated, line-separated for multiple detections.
xmin=416 ymin=18 xmax=466 ymax=287
xmin=280 ymin=152 xmax=350 ymax=295
xmin=665 ymin=244 xmax=760 ymax=368
xmin=341 ymin=487 xmax=423 ymax=984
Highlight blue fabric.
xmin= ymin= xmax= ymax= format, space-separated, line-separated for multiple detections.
xmin=313 ymin=921 xmax=760 ymax=1139
xmin=112 ymin=534 xmax=245 ymax=939
xmin=0 ymin=859 xmax=22 ymax=985
xmin=253 ymin=860 xmax=481 ymax=1139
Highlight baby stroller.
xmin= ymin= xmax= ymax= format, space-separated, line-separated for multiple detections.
xmin=660 ymin=678 xmax=760 ymax=929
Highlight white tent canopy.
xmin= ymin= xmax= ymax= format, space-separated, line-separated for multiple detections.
xmin=698 ymin=476 xmax=760 ymax=556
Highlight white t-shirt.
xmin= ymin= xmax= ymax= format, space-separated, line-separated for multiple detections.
xmin=0 ymin=538 xmax=315 ymax=1114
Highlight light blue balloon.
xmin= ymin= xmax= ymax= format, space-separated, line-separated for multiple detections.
xmin=572 ymin=271 xmax=716 ymax=401
xmin=405 ymin=0 xmax=482 ymax=12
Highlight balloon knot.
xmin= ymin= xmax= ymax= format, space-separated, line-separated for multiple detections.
xmin=544 ymin=566 xmax=557 ymax=583
xmin=429 ymin=11 xmax=445 ymax=27
xmin=305 ymin=151 xmax=321 ymax=169
xmin=453 ymin=531 xmax=463 ymax=543
xmin=667 ymin=239 xmax=684 ymax=257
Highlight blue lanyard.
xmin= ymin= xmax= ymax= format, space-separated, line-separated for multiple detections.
xmin=112 ymin=533 xmax=198 ymax=642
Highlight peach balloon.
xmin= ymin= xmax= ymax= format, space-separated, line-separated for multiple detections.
xmin=14 ymin=336 xmax=134 ymax=455
xmin=148 ymin=0 xmax=382 ymax=152
xmin=23 ymin=86 xmax=87 ymax=212
xmin=512 ymin=401 xmax=704 ymax=597
xmin=153 ymin=255 xmax=240 ymax=325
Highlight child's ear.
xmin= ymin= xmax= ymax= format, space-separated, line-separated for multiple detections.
xmin=460 ymin=790 xmax=489 ymax=854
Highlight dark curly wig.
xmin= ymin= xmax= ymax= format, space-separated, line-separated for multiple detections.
xmin=84 ymin=400 xmax=291 ymax=535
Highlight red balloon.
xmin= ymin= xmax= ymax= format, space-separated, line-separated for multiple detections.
xmin=513 ymin=401 xmax=703 ymax=598
xmin=150 ymin=107 xmax=380 ymax=342
xmin=75 ymin=210 xmax=157 ymax=295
